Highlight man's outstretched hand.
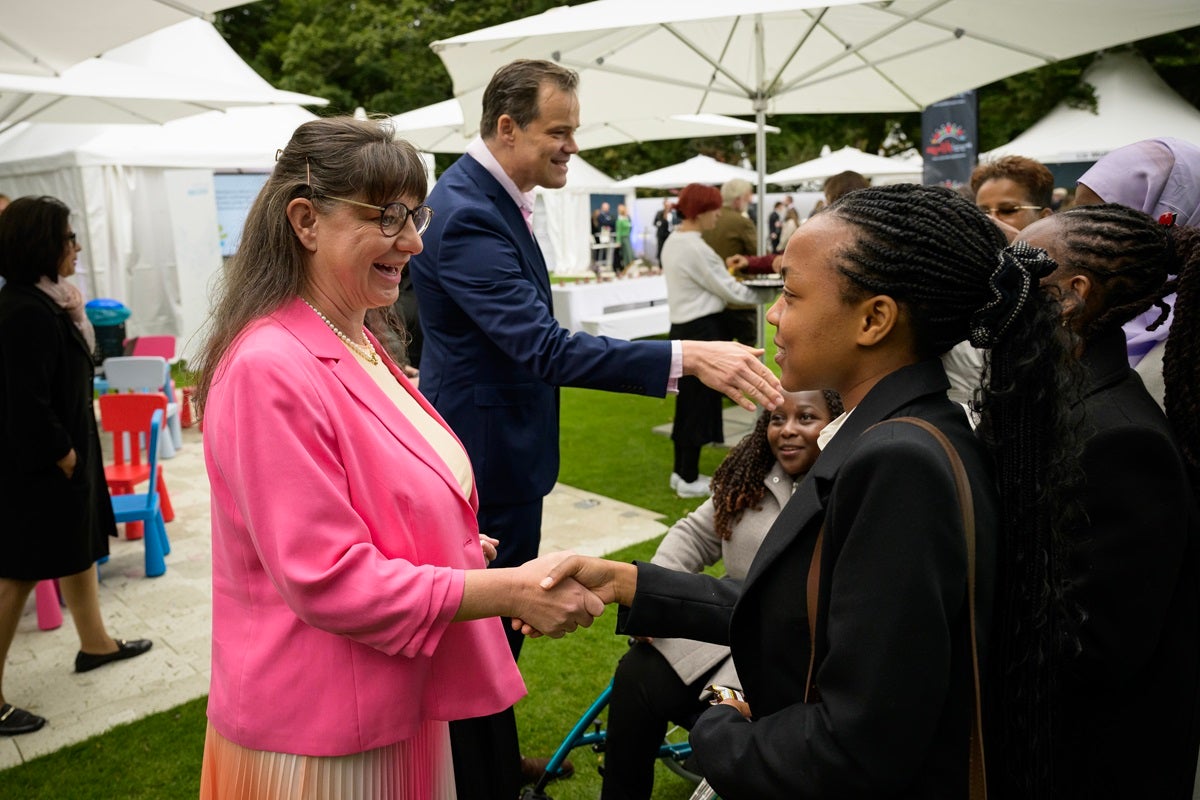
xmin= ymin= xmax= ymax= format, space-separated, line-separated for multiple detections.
xmin=682 ymin=340 xmax=784 ymax=411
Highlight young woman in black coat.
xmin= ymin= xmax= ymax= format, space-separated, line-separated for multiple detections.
xmin=0 ymin=196 xmax=151 ymax=737
xmin=534 ymin=184 xmax=1084 ymax=799
xmin=1017 ymin=205 xmax=1200 ymax=799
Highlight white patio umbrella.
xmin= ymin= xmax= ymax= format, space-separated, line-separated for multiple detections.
xmin=388 ymin=98 xmax=779 ymax=153
xmin=613 ymin=154 xmax=758 ymax=189
xmin=767 ymin=145 xmax=922 ymax=185
xmin=0 ymin=0 xmax=247 ymax=76
xmin=0 ymin=19 xmax=326 ymax=133
xmin=431 ymin=0 xmax=1200 ymax=250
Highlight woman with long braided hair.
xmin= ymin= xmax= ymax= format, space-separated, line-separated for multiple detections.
xmin=602 ymin=389 xmax=841 ymax=800
xmin=535 ymin=183 xmax=1083 ymax=799
xmin=1016 ymin=204 xmax=1200 ymax=799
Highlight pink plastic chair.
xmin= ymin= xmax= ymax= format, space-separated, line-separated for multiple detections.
xmin=128 ymin=335 xmax=176 ymax=360
xmin=35 ymin=580 xmax=62 ymax=631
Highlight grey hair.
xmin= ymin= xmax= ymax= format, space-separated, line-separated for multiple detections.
xmin=721 ymin=178 xmax=753 ymax=206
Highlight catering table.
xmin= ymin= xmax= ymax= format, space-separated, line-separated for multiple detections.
xmin=551 ymin=275 xmax=670 ymax=339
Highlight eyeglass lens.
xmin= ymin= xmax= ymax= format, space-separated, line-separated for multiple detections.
xmin=979 ymin=205 xmax=1030 ymax=216
xmin=381 ymin=203 xmax=432 ymax=236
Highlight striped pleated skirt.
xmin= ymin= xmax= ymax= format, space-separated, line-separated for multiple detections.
xmin=199 ymin=719 xmax=456 ymax=800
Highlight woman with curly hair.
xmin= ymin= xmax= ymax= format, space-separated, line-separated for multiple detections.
xmin=602 ymin=389 xmax=842 ymax=800
xmin=1016 ymin=204 xmax=1200 ymax=799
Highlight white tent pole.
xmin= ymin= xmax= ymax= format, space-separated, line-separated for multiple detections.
xmin=754 ymin=13 xmax=768 ymax=255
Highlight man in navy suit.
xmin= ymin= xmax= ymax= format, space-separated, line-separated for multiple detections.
xmin=410 ymin=58 xmax=783 ymax=798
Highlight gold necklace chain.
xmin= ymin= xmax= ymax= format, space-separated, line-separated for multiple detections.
xmin=302 ymin=299 xmax=379 ymax=365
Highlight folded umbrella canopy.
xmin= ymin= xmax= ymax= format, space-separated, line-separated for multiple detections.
xmin=432 ymin=0 xmax=1200 ymax=250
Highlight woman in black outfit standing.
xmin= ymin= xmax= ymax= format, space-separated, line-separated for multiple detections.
xmin=1017 ymin=204 xmax=1200 ymax=799
xmin=0 ymin=196 xmax=151 ymax=736
xmin=536 ymin=185 xmax=1084 ymax=799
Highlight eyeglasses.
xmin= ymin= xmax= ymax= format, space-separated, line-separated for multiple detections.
xmin=977 ymin=204 xmax=1043 ymax=217
xmin=64 ymin=232 xmax=78 ymax=244
xmin=316 ymin=195 xmax=433 ymax=236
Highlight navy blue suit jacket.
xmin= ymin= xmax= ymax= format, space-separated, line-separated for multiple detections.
xmin=411 ymin=154 xmax=672 ymax=507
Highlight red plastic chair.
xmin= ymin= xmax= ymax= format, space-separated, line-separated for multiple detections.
xmin=98 ymin=393 xmax=175 ymax=540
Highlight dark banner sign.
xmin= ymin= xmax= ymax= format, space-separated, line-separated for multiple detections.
xmin=922 ymin=91 xmax=978 ymax=188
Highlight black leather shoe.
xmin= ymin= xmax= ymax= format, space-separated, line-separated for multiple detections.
xmin=0 ymin=704 xmax=46 ymax=736
xmin=75 ymin=638 xmax=153 ymax=673
xmin=520 ymin=755 xmax=574 ymax=785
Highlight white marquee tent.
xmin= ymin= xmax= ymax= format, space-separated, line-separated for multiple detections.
xmin=0 ymin=20 xmax=324 ymax=361
xmin=767 ymin=146 xmax=923 ymax=186
xmin=981 ymin=52 xmax=1200 ymax=165
xmin=0 ymin=104 xmax=317 ymax=361
xmin=533 ymin=156 xmax=634 ymax=274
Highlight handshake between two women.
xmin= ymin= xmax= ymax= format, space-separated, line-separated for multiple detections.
xmin=504 ymin=554 xmax=637 ymax=638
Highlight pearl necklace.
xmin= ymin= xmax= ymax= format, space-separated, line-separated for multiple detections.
xmin=303 ymin=299 xmax=379 ymax=365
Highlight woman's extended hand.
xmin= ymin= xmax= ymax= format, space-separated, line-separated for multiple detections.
xmin=506 ymin=552 xmax=605 ymax=638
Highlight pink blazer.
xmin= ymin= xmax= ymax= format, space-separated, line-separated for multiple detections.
xmin=204 ymin=297 xmax=524 ymax=756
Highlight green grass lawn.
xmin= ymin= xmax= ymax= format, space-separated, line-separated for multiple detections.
xmin=7 ymin=336 xmax=780 ymax=799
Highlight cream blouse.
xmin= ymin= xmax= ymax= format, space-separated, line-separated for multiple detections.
xmin=347 ymin=342 xmax=474 ymax=499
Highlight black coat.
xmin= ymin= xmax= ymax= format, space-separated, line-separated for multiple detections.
xmin=0 ymin=282 xmax=114 ymax=579
xmin=1055 ymin=329 xmax=1200 ymax=799
xmin=623 ymin=360 xmax=999 ymax=799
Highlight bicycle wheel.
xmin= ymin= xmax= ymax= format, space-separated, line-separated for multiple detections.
xmin=659 ymin=723 xmax=702 ymax=784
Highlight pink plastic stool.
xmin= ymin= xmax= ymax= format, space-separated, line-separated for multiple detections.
xmin=35 ymin=580 xmax=63 ymax=631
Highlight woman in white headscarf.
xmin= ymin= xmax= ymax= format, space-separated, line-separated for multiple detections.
xmin=1075 ymin=137 xmax=1200 ymax=405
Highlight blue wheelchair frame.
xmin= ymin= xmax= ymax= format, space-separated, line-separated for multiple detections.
xmin=520 ymin=677 xmax=696 ymax=799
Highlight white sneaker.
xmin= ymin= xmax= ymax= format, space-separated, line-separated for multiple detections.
xmin=673 ymin=474 xmax=712 ymax=498
xmin=670 ymin=472 xmax=710 ymax=490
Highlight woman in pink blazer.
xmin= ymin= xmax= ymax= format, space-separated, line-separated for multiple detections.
xmin=194 ymin=117 xmax=602 ymax=800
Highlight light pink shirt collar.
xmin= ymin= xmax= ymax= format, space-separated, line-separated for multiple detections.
xmin=466 ymin=137 xmax=535 ymax=219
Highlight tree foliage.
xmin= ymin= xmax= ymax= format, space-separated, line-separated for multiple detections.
xmin=215 ymin=5 xmax=1200 ymax=181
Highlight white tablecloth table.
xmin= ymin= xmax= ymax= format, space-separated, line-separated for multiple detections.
xmin=550 ymin=276 xmax=669 ymax=338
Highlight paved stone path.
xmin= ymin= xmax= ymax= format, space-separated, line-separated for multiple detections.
xmin=1 ymin=417 xmax=683 ymax=770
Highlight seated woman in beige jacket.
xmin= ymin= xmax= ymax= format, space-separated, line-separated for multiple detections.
xmin=601 ymin=389 xmax=842 ymax=800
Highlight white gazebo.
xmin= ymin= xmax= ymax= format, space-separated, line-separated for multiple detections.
xmin=613 ymin=155 xmax=758 ymax=190
xmin=981 ymin=52 xmax=1200 ymax=165
xmin=767 ymin=146 xmax=923 ymax=186
xmin=0 ymin=20 xmax=328 ymax=360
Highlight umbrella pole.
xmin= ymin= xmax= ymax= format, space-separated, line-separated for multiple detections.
xmin=754 ymin=14 xmax=769 ymax=259
xmin=755 ymin=98 xmax=767 ymax=256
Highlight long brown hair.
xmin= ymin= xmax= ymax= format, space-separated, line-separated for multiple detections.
xmin=192 ymin=117 xmax=427 ymax=413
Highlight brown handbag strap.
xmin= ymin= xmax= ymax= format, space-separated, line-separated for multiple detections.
xmin=803 ymin=524 xmax=824 ymax=703
xmin=803 ymin=416 xmax=986 ymax=800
